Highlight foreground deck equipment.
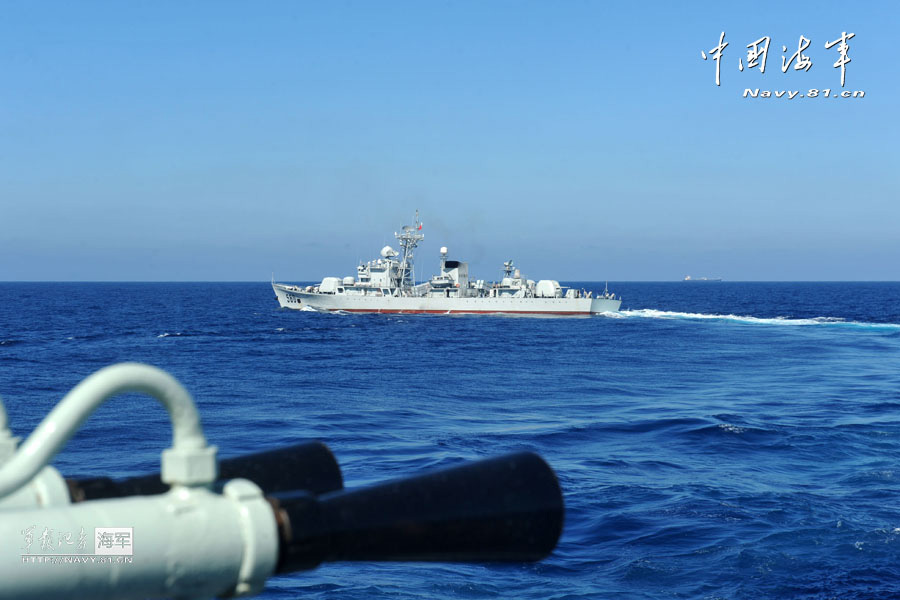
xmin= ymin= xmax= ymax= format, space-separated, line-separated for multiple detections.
xmin=0 ymin=363 xmax=563 ymax=599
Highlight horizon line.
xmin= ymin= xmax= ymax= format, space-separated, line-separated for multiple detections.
xmin=1 ymin=280 xmax=898 ymax=284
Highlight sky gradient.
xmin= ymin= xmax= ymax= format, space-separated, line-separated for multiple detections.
xmin=1 ymin=1 xmax=897 ymax=281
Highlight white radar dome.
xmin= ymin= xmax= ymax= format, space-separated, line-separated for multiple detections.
xmin=440 ymin=246 xmax=448 ymax=255
xmin=380 ymin=245 xmax=398 ymax=258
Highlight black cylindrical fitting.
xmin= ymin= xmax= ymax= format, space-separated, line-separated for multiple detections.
xmin=275 ymin=451 xmax=564 ymax=573
xmin=68 ymin=440 xmax=343 ymax=500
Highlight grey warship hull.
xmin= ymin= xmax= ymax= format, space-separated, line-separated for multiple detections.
xmin=273 ymin=283 xmax=621 ymax=315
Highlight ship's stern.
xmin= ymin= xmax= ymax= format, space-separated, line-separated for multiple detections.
xmin=589 ymin=297 xmax=622 ymax=313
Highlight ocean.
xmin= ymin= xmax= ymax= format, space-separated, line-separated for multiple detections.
xmin=1 ymin=281 xmax=900 ymax=599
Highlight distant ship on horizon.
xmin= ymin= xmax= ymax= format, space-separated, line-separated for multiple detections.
xmin=683 ymin=275 xmax=723 ymax=282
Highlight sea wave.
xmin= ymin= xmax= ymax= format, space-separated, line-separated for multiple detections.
xmin=615 ymin=309 xmax=900 ymax=329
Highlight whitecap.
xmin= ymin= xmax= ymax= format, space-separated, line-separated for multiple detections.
xmin=616 ymin=309 xmax=900 ymax=329
xmin=718 ymin=423 xmax=745 ymax=434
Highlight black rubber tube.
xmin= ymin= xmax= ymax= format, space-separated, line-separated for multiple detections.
xmin=274 ymin=451 xmax=564 ymax=572
xmin=69 ymin=440 xmax=343 ymax=500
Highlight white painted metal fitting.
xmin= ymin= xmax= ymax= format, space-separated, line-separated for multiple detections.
xmin=0 ymin=466 xmax=71 ymax=511
xmin=0 ymin=397 xmax=71 ymax=510
xmin=222 ymin=478 xmax=280 ymax=596
xmin=161 ymin=445 xmax=219 ymax=486
xmin=0 ymin=484 xmax=280 ymax=599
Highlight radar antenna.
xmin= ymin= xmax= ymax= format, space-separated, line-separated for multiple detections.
xmin=394 ymin=210 xmax=424 ymax=291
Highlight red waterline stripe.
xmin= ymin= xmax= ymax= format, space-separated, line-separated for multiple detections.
xmin=334 ymin=309 xmax=593 ymax=315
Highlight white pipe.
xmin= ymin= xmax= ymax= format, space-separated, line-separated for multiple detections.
xmin=0 ymin=363 xmax=211 ymax=500
xmin=0 ymin=395 xmax=8 ymax=430
xmin=0 ymin=466 xmax=71 ymax=510
xmin=0 ymin=395 xmax=21 ymax=464
xmin=0 ymin=395 xmax=70 ymax=510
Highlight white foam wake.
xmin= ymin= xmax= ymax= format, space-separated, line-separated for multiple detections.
xmin=612 ymin=309 xmax=900 ymax=329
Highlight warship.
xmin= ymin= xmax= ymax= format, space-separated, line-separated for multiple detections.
xmin=272 ymin=213 xmax=621 ymax=315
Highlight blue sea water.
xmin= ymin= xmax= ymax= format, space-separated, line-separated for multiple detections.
xmin=1 ymin=281 xmax=900 ymax=599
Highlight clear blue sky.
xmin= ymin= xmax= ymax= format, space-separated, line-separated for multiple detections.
xmin=1 ymin=1 xmax=897 ymax=281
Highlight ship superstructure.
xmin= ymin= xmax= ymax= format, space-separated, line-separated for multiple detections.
xmin=272 ymin=213 xmax=621 ymax=315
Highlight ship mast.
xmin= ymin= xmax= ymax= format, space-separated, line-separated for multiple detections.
xmin=394 ymin=210 xmax=424 ymax=292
